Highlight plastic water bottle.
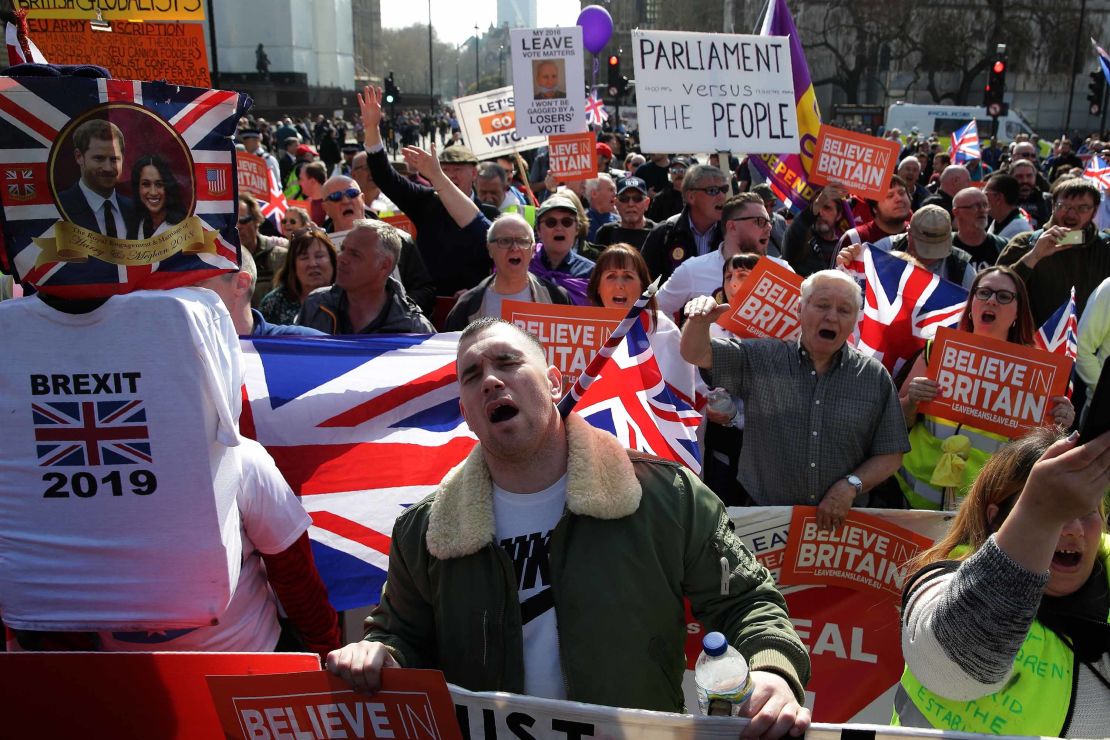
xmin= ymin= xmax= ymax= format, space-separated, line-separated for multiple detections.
xmin=694 ymin=632 xmax=753 ymax=716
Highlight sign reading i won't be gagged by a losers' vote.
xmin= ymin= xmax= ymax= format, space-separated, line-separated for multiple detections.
xmin=632 ymin=30 xmax=799 ymax=154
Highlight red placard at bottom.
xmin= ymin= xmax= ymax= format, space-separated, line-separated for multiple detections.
xmin=0 ymin=651 xmax=320 ymax=739
xmin=207 ymin=668 xmax=462 ymax=740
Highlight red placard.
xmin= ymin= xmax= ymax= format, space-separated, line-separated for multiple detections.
xmin=28 ymin=19 xmax=211 ymax=88
xmin=379 ymin=211 xmax=418 ymax=238
xmin=0 ymin=652 xmax=319 ymax=739
xmin=502 ymin=300 xmax=623 ymax=397
xmin=715 ymin=259 xmax=803 ymax=340
xmin=920 ymin=327 xmax=1073 ymax=437
xmin=236 ymin=151 xmax=272 ymax=203
xmin=808 ymin=125 xmax=901 ymax=201
xmin=206 ymin=669 xmax=462 ymax=740
xmin=778 ymin=507 xmax=934 ymax=598
xmin=547 ymin=132 xmax=598 ymax=182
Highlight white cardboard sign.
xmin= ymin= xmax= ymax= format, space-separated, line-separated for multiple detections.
xmin=451 ymin=86 xmax=547 ymax=160
xmin=632 ymin=30 xmax=800 ymax=154
xmin=510 ymin=26 xmax=588 ymax=138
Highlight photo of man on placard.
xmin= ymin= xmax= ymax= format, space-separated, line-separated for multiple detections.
xmin=533 ymin=59 xmax=566 ymax=100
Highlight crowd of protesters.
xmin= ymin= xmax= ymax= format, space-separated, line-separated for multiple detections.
xmin=5 ymin=80 xmax=1109 ymax=736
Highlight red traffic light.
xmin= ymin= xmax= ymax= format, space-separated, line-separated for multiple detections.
xmin=608 ymin=55 xmax=619 ymax=66
xmin=992 ymin=61 xmax=1006 ymax=74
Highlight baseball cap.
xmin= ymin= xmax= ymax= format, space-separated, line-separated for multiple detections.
xmin=616 ymin=176 xmax=647 ymax=195
xmin=239 ymin=129 xmax=261 ymax=139
xmin=295 ymin=144 xmax=318 ymax=159
xmin=536 ymin=193 xmax=580 ymax=219
xmin=438 ymin=145 xmax=479 ymax=164
xmin=596 ymin=142 xmax=613 ymax=159
xmin=909 ymin=205 xmax=953 ymax=260
xmin=671 ymin=156 xmax=696 ymax=169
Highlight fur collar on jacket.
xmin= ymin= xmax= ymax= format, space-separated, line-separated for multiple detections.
xmin=425 ymin=413 xmax=642 ymax=559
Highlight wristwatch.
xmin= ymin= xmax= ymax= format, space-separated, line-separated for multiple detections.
xmin=845 ymin=474 xmax=863 ymax=497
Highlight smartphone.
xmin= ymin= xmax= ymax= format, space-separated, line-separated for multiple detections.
xmin=1058 ymin=229 xmax=1084 ymax=246
xmin=1079 ymin=361 xmax=1110 ymax=443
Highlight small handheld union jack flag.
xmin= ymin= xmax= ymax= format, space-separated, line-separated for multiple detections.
xmin=1035 ymin=287 xmax=1079 ymax=360
xmin=585 ymin=92 xmax=609 ymax=126
xmin=949 ymin=119 xmax=980 ymax=165
xmin=1084 ymin=154 xmax=1110 ymax=192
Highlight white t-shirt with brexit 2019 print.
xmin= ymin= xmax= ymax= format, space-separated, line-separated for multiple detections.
xmin=493 ymin=475 xmax=568 ymax=700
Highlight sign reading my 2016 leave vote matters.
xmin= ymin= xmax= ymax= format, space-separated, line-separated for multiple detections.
xmin=715 ymin=259 xmax=803 ymax=341
xmin=451 ymin=86 xmax=547 ymax=160
xmin=920 ymin=327 xmax=1073 ymax=438
xmin=510 ymin=26 xmax=587 ymax=138
xmin=808 ymin=125 xmax=902 ymax=202
xmin=632 ymin=30 xmax=798 ymax=155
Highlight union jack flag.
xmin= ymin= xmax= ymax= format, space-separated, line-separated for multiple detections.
xmin=853 ymin=246 xmax=968 ymax=375
xmin=5 ymin=19 xmax=47 ymax=67
xmin=33 ymin=399 xmax=151 ymax=467
xmin=948 ymin=119 xmax=980 ymax=165
xmin=575 ymin=319 xmax=702 ymax=473
xmin=258 ymin=160 xmax=289 ymax=231
xmin=1035 ymin=287 xmax=1079 ymax=359
xmin=585 ymin=93 xmax=609 ymax=126
xmin=241 ymin=327 xmax=701 ymax=610
xmin=0 ymin=76 xmax=246 ymax=299
xmin=1084 ymin=154 xmax=1110 ymax=192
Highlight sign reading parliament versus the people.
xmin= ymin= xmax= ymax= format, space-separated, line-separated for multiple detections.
xmin=510 ymin=26 xmax=587 ymax=138
xmin=920 ymin=327 xmax=1072 ymax=438
xmin=808 ymin=125 xmax=901 ymax=201
xmin=632 ymin=30 xmax=798 ymax=154
xmin=716 ymin=259 xmax=803 ymax=341
xmin=451 ymin=86 xmax=546 ymax=160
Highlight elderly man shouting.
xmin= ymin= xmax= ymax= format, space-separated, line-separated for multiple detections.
xmin=680 ymin=270 xmax=909 ymax=530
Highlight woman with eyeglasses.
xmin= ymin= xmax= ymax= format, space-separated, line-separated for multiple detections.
xmin=893 ymin=426 xmax=1110 ymax=736
xmin=128 ymin=154 xmax=187 ymax=240
xmin=444 ymin=214 xmax=570 ymax=331
xmin=281 ymin=206 xmax=313 ymax=235
xmin=259 ymin=229 xmax=338 ymax=325
xmin=896 ymin=266 xmax=1075 ymax=510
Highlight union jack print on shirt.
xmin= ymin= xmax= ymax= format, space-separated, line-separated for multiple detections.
xmin=33 ymin=399 xmax=151 ymax=467
xmin=0 ymin=76 xmax=246 ymax=298
xmin=851 ymin=246 xmax=968 ymax=376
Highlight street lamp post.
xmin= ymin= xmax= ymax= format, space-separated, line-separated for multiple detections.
xmin=427 ymin=0 xmax=434 ymax=112
xmin=499 ymin=45 xmax=505 ymax=87
xmin=474 ymin=25 xmax=480 ymax=92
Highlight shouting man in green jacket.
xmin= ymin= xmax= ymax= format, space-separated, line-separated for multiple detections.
xmin=327 ymin=317 xmax=811 ymax=738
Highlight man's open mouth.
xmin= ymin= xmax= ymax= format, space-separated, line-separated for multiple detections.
xmin=818 ymin=328 xmax=837 ymax=340
xmin=487 ymin=399 xmax=519 ymax=423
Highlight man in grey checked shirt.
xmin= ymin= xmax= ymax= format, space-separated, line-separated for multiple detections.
xmin=680 ymin=270 xmax=909 ymax=531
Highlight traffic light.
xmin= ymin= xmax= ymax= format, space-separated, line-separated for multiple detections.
xmin=1089 ymin=70 xmax=1106 ymax=116
xmin=384 ymin=72 xmax=401 ymax=107
xmin=606 ymin=53 xmax=629 ymax=99
xmin=983 ymin=45 xmax=1007 ymax=116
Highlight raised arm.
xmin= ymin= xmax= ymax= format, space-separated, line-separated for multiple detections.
xmin=680 ymin=295 xmax=730 ymax=369
xmin=401 ymin=144 xmax=483 ymax=229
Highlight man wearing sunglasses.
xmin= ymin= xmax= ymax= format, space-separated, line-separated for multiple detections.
xmin=641 ymin=164 xmax=727 ymax=284
xmin=595 ymin=177 xmax=656 ymax=251
xmin=532 ymin=194 xmax=596 ymax=281
xmin=656 ymin=193 xmax=795 ymax=317
xmin=319 ymin=175 xmax=436 ymax=317
xmin=357 ymin=86 xmax=497 ymax=297
xmin=999 ymin=177 xmax=1110 ymax=325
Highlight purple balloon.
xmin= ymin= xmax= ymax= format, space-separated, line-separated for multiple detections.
xmin=577 ymin=5 xmax=614 ymax=55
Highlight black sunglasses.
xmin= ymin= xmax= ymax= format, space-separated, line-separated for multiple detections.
xmin=325 ymin=187 xmax=362 ymax=202
xmin=692 ymin=185 xmax=729 ymax=196
xmin=618 ymin=193 xmax=645 ymax=203
xmin=541 ymin=216 xmax=577 ymax=229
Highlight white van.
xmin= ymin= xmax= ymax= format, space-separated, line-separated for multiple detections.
xmin=885 ymin=102 xmax=1036 ymax=143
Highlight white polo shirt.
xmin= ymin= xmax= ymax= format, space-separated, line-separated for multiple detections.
xmin=655 ymin=244 xmax=794 ymax=317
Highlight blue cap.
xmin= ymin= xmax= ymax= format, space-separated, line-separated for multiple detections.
xmin=616 ymin=176 xmax=647 ymax=195
xmin=702 ymin=631 xmax=728 ymax=656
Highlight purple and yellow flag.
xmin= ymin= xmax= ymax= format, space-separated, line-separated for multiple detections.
xmin=750 ymin=0 xmax=822 ymax=210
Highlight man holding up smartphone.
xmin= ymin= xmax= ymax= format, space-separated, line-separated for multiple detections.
xmin=998 ymin=178 xmax=1110 ymax=325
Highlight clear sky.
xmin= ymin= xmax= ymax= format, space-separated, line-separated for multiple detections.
xmin=382 ymin=0 xmax=583 ymax=46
